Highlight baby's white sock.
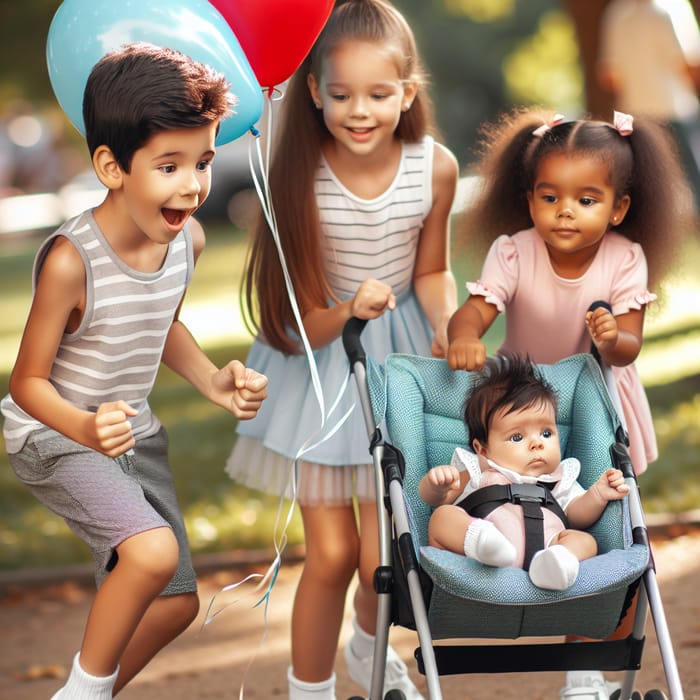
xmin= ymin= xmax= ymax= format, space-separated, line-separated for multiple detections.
xmin=288 ymin=666 xmax=336 ymax=700
xmin=529 ymin=544 xmax=580 ymax=590
xmin=464 ymin=519 xmax=517 ymax=567
xmin=51 ymin=652 xmax=119 ymax=700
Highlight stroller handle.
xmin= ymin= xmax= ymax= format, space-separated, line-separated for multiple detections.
xmin=587 ymin=300 xmax=612 ymax=365
xmin=588 ymin=300 xmax=612 ymax=314
xmin=342 ymin=317 xmax=368 ymax=370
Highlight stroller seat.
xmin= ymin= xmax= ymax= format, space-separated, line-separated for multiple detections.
xmin=376 ymin=352 xmax=649 ymax=641
xmin=344 ymin=315 xmax=683 ymax=698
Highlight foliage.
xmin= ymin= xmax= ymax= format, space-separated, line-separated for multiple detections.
xmin=0 ymin=0 xmax=57 ymax=105
xmin=2 ymin=1 xmax=580 ymax=179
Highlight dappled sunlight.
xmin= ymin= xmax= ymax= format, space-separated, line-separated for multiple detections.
xmin=179 ymin=298 xmax=252 ymax=347
xmin=504 ymin=11 xmax=583 ymax=112
xmin=445 ymin=0 xmax=514 ymax=22
xmin=638 ymin=330 xmax=700 ymax=385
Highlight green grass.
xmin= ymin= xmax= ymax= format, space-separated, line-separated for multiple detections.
xmin=1 ymin=227 xmax=699 ymax=570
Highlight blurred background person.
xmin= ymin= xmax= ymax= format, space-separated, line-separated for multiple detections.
xmin=598 ymin=0 xmax=700 ymax=212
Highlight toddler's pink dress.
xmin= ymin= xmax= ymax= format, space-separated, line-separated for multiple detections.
xmin=467 ymin=228 xmax=656 ymax=473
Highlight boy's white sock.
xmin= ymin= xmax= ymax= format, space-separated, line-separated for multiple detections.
xmin=287 ymin=666 xmax=336 ymax=700
xmin=464 ymin=519 xmax=517 ymax=567
xmin=529 ymin=544 xmax=580 ymax=590
xmin=51 ymin=652 xmax=119 ymax=700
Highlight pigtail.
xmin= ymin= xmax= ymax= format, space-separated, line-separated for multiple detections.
xmin=457 ymin=107 xmax=559 ymax=255
xmin=615 ymin=117 xmax=693 ymax=290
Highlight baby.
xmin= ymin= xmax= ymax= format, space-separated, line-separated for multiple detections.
xmin=418 ymin=354 xmax=629 ymax=590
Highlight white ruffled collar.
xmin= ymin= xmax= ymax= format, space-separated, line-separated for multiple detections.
xmin=451 ymin=446 xmax=581 ymax=491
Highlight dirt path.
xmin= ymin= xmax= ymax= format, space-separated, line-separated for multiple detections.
xmin=2 ymin=531 xmax=699 ymax=700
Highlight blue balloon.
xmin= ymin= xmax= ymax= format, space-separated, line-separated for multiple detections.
xmin=46 ymin=0 xmax=263 ymax=145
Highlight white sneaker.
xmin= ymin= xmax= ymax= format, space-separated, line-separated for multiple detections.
xmin=344 ymin=641 xmax=424 ymax=700
xmin=560 ymin=670 xmax=621 ymax=700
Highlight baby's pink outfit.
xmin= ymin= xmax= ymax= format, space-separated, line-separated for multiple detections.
xmin=467 ymin=228 xmax=656 ymax=473
xmin=451 ymin=448 xmax=585 ymax=569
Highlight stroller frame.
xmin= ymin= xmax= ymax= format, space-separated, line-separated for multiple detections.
xmin=342 ymin=317 xmax=684 ymax=700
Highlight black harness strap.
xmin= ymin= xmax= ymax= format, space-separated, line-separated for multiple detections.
xmin=458 ymin=483 xmax=569 ymax=570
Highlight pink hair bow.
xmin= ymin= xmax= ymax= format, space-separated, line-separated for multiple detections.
xmin=613 ymin=111 xmax=634 ymax=136
xmin=532 ymin=113 xmax=565 ymax=137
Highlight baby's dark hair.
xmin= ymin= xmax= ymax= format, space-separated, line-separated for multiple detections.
xmin=458 ymin=107 xmax=693 ymax=289
xmin=83 ymin=42 xmax=233 ymax=172
xmin=464 ymin=353 xmax=557 ymax=447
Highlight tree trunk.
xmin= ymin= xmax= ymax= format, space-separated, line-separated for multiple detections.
xmin=562 ymin=0 xmax=613 ymax=119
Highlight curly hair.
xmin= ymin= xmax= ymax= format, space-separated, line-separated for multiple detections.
xmin=457 ymin=106 xmax=694 ymax=289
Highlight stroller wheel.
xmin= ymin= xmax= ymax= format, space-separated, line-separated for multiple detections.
xmin=643 ymin=692 xmax=668 ymax=700
xmin=609 ymin=689 xmax=640 ymax=700
xmin=384 ymin=691 xmax=407 ymax=700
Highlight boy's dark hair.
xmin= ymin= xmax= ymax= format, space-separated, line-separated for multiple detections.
xmin=465 ymin=353 xmax=557 ymax=446
xmin=83 ymin=42 xmax=232 ymax=172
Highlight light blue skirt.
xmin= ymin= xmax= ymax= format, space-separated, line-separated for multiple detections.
xmin=226 ymin=291 xmax=433 ymax=503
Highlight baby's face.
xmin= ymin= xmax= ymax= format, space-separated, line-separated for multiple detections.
xmin=479 ymin=401 xmax=561 ymax=477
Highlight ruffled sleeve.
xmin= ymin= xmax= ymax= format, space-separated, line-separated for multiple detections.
xmin=553 ymin=457 xmax=586 ymax=511
xmin=609 ymin=241 xmax=657 ymax=316
xmin=465 ymin=234 xmax=520 ymax=313
xmin=451 ymin=447 xmax=482 ymax=487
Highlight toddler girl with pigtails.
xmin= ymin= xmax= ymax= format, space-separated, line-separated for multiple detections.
xmin=448 ymin=107 xmax=692 ymax=699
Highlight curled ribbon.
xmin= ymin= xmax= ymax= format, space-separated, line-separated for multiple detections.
xmin=532 ymin=113 xmax=565 ymax=137
xmin=613 ymin=110 xmax=634 ymax=136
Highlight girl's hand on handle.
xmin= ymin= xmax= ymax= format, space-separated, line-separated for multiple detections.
xmin=93 ymin=400 xmax=138 ymax=457
xmin=214 ymin=360 xmax=268 ymax=420
xmin=446 ymin=296 xmax=498 ymax=370
xmin=585 ymin=306 xmax=619 ymax=354
xmin=447 ymin=336 xmax=487 ymax=371
xmin=350 ymin=278 xmax=396 ymax=320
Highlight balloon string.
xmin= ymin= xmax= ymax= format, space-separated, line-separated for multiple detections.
xmin=203 ymin=92 xmax=358 ymax=698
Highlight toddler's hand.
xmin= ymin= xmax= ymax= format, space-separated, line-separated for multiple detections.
xmin=447 ymin=336 xmax=486 ymax=371
xmin=585 ymin=307 xmax=618 ymax=352
xmin=351 ymin=279 xmax=396 ymax=320
xmin=93 ymin=400 xmax=138 ymax=457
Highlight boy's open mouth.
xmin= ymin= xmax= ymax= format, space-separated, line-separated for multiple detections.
xmin=162 ymin=208 xmax=189 ymax=227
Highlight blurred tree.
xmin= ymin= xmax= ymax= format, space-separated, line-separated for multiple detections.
xmin=562 ymin=0 xmax=613 ymax=119
xmin=0 ymin=0 xmax=56 ymax=105
xmin=395 ymin=0 xmax=580 ymax=166
xmin=9 ymin=1 xmax=698 ymax=174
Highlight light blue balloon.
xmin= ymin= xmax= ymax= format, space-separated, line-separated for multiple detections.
xmin=46 ymin=0 xmax=263 ymax=145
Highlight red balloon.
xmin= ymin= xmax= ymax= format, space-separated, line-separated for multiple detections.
xmin=209 ymin=0 xmax=334 ymax=90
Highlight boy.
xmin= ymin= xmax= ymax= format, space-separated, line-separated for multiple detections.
xmin=1 ymin=43 xmax=268 ymax=699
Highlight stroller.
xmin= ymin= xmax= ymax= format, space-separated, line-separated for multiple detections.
xmin=341 ymin=317 xmax=684 ymax=700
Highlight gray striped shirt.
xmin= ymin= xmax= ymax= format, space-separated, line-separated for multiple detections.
xmin=317 ymin=136 xmax=434 ymax=299
xmin=1 ymin=209 xmax=193 ymax=453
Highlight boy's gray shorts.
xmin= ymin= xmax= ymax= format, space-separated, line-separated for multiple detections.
xmin=9 ymin=426 xmax=197 ymax=594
